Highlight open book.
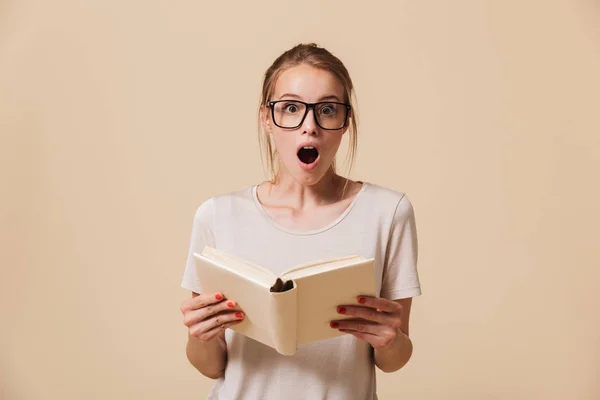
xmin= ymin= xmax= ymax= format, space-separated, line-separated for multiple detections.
xmin=192 ymin=246 xmax=376 ymax=356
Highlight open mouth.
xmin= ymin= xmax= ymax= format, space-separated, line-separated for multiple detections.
xmin=297 ymin=146 xmax=319 ymax=164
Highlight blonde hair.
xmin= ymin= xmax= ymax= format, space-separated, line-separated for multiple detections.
xmin=257 ymin=43 xmax=359 ymax=188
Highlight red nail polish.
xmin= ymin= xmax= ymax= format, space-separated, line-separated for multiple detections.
xmin=215 ymin=293 xmax=223 ymax=300
xmin=235 ymin=312 xmax=243 ymax=319
xmin=358 ymin=297 xmax=366 ymax=304
xmin=337 ymin=306 xmax=346 ymax=314
xmin=227 ymin=301 xmax=234 ymax=308
xmin=330 ymin=322 xmax=339 ymax=328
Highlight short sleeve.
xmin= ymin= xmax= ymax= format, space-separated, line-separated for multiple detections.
xmin=380 ymin=194 xmax=421 ymax=300
xmin=180 ymin=198 xmax=216 ymax=293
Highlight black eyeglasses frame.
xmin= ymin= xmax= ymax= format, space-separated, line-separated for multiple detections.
xmin=267 ymin=100 xmax=351 ymax=130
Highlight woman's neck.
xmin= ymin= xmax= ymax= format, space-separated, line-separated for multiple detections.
xmin=266 ymin=167 xmax=348 ymax=209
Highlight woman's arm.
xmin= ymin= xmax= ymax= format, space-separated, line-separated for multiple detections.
xmin=373 ymin=298 xmax=414 ymax=372
xmin=186 ymin=329 xmax=227 ymax=379
xmin=181 ymin=292 xmax=243 ymax=379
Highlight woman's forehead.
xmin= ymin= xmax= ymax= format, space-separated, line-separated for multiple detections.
xmin=273 ymin=65 xmax=344 ymax=101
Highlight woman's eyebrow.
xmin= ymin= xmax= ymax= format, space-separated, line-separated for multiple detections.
xmin=278 ymin=93 xmax=302 ymax=100
xmin=318 ymin=95 xmax=341 ymax=102
xmin=277 ymin=93 xmax=342 ymax=102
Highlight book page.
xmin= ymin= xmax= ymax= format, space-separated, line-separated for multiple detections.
xmin=201 ymin=246 xmax=277 ymax=286
xmin=279 ymin=254 xmax=364 ymax=279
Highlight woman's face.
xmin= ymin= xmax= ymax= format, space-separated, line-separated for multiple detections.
xmin=263 ymin=64 xmax=349 ymax=186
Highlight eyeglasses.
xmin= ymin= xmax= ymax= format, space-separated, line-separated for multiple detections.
xmin=267 ymin=100 xmax=351 ymax=130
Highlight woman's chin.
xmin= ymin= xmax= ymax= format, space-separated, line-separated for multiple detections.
xmin=291 ymin=163 xmax=328 ymax=185
xmin=278 ymin=155 xmax=332 ymax=185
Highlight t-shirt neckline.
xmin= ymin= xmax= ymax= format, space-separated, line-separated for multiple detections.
xmin=251 ymin=181 xmax=368 ymax=236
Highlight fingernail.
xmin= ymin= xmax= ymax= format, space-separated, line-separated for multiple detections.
xmin=337 ymin=306 xmax=346 ymax=314
xmin=358 ymin=297 xmax=366 ymax=304
xmin=215 ymin=293 xmax=223 ymax=300
xmin=235 ymin=312 xmax=243 ymax=319
xmin=330 ymin=322 xmax=339 ymax=328
xmin=227 ymin=301 xmax=235 ymax=308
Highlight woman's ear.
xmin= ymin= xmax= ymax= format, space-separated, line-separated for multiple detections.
xmin=342 ymin=109 xmax=352 ymax=134
xmin=260 ymin=105 xmax=272 ymax=133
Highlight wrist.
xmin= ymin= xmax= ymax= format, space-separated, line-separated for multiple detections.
xmin=374 ymin=330 xmax=413 ymax=373
xmin=380 ymin=329 xmax=409 ymax=352
xmin=186 ymin=334 xmax=227 ymax=378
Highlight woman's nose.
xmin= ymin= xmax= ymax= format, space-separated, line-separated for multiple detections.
xmin=301 ymin=108 xmax=318 ymax=135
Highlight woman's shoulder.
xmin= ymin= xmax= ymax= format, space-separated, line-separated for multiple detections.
xmin=359 ymin=181 xmax=416 ymax=226
xmin=362 ymin=181 xmax=412 ymax=206
xmin=192 ymin=185 xmax=255 ymax=215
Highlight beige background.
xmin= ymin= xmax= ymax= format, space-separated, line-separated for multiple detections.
xmin=1 ymin=1 xmax=599 ymax=399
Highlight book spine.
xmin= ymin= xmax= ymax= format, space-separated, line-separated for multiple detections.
xmin=269 ymin=284 xmax=298 ymax=356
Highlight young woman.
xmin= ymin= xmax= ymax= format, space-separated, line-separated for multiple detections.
xmin=180 ymin=43 xmax=421 ymax=400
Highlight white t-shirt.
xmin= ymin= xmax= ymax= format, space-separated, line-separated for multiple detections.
xmin=181 ymin=181 xmax=421 ymax=400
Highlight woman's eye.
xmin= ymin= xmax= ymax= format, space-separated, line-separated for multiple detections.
xmin=319 ymin=105 xmax=337 ymax=115
xmin=284 ymin=104 xmax=299 ymax=113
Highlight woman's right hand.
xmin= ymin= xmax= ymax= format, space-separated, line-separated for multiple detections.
xmin=181 ymin=292 xmax=245 ymax=342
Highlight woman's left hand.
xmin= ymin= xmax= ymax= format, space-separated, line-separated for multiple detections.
xmin=330 ymin=296 xmax=405 ymax=350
